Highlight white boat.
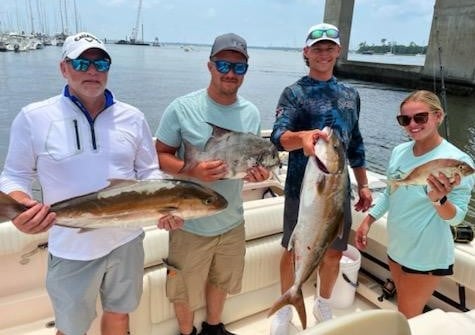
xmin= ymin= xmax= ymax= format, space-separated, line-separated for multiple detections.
xmin=0 ymin=153 xmax=474 ymax=335
xmin=4 ymin=34 xmax=30 ymax=52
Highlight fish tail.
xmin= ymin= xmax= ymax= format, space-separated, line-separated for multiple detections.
xmin=381 ymin=178 xmax=398 ymax=194
xmin=0 ymin=191 xmax=27 ymax=222
xmin=180 ymin=140 xmax=199 ymax=174
xmin=267 ymin=287 xmax=307 ymax=329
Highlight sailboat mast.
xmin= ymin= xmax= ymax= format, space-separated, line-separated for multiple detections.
xmin=28 ymin=0 xmax=35 ymax=34
xmin=73 ymin=0 xmax=79 ymax=33
xmin=58 ymin=0 xmax=64 ymax=35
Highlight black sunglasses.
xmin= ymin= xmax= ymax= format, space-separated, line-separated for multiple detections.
xmin=211 ymin=60 xmax=248 ymax=75
xmin=396 ymin=111 xmax=436 ymax=126
xmin=66 ymin=58 xmax=111 ymax=72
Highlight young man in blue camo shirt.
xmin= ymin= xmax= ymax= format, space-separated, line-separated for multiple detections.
xmin=269 ymin=23 xmax=373 ymax=334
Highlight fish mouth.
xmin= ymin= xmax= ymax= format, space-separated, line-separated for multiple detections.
xmin=314 ymin=155 xmax=329 ymax=174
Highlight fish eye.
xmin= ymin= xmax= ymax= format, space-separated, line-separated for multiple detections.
xmin=203 ymin=196 xmax=215 ymax=205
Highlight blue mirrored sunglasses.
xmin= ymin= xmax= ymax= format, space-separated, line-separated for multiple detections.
xmin=212 ymin=60 xmax=248 ymax=75
xmin=66 ymin=58 xmax=111 ymax=72
xmin=307 ymin=28 xmax=339 ymax=40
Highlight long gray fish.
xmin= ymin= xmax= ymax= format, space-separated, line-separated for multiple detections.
xmin=0 ymin=179 xmax=228 ymax=229
xmin=181 ymin=123 xmax=281 ymax=179
xmin=387 ymin=158 xmax=474 ymax=193
xmin=267 ymin=127 xmax=348 ymax=329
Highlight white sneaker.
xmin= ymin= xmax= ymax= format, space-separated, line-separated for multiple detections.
xmin=313 ymin=298 xmax=333 ymax=323
xmin=270 ymin=306 xmax=293 ymax=335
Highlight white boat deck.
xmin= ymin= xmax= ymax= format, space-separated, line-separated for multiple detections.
xmin=227 ymin=277 xmax=384 ymax=335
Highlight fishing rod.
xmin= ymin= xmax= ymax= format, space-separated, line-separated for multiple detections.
xmin=433 ymin=2 xmax=450 ymax=140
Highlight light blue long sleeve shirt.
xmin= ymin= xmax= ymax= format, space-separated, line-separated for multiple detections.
xmin=369 ymin=139 xmax=474 ymax=271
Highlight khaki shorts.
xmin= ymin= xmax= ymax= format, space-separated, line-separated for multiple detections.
xmin=46 ymin=233 xmax=145 ymax=335
xmin=164 ymin=223 xmax=245 ymax=310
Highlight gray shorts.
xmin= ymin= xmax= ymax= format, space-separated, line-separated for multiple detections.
xmin=281 ymin=193 xmax=352 ymax=251
xmin=46 ymin=233 xmax=145 ymax=335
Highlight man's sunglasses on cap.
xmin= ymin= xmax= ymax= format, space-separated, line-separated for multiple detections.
xmin=212 ymin=60 xmax=248 ymax=75
xmin=396 ymin=111 xmax=436 ymax=126
xmin=307 ymin=28 xmax=340 ymax=41
xmin=66 ymin=58 xmax=111 ymax=72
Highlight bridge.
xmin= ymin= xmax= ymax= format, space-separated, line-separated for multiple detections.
xmin=325 ymin=0 xmax=475 ymax=95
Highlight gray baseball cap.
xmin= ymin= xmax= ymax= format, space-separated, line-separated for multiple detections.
xmin=210 ymin=33 xmax=249 ymax=60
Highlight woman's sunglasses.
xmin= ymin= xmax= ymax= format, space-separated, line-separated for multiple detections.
xmin=212 ymin=60 xmax=248 ymax=75
xmin=66 ymin=58 xmax=111 ymax=72
xmin=306 ymin=28 xmax=340 ymax=41
xmin=396 ymin=111 xmax=436 ymax=126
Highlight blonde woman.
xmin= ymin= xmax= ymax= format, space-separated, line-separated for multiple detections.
xmin=355 ymin=90 xmax=474 ymax=318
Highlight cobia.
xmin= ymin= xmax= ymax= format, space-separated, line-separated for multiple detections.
xmin=0 ymin=179 xmax=228 ymax=229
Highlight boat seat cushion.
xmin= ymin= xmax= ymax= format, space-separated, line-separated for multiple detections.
xmin=409 ymin=308 xmax=475 ymax=335
xmin=298 ymin=309 xmax=411 ymax=335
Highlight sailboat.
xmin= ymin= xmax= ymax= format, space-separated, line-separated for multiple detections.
xmin=116 ymin=0 xmax=150 ymax=46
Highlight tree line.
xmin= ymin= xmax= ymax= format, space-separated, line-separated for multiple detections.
xmin=356 ymin=39 xmax=427 ymax=55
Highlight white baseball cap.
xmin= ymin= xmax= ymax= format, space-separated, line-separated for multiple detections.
xmin=306 ymin=23 xmax=340 ymax=47
xmin=62 ymin=32 xmax=111 ymax=60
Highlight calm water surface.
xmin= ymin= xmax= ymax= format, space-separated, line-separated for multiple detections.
xmin=0 ymin=45 xmax=473 ymax=225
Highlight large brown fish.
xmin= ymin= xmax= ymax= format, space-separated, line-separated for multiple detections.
xmin=0 ymin=179 xmax=228 ymax=229
xmin=387 ymin=158 xmax=474 ymax=193
xmin=267 ymin=127 xmax=348 ymax=329
xmin=181 ymin=123 xmax=281 ymax=179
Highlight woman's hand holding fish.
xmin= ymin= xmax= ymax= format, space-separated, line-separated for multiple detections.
xmin=12 ymin=198 xmax=55 ymax=234
xmin=158 ymin=214 xmax=184 ymax=231
xmin=244 ymin=166 xmax=270 ymax=182
xmin=427 ymin=172 xmax=461 ymax=202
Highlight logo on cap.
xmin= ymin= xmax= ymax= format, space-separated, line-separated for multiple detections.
xmin=74 ymin=33 xmax=103 ymax=44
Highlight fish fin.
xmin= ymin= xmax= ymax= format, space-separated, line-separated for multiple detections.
xmin=205 ymin=122 xmax=233 ymax=138
xmin=271 ymin=170 xmax=282 ymax=183
xmin=93 ymin=179 xmax=140 ymax=199
xmin=106 ymin=179 xmax=138 ymax=189
xmin=78 ymin=228 xmax=95 ymax=233
xmin=380 ymin=178 xmax=398 ymax=194
xmin=0 ymin=191 xmax=29 ymax=221
xmin=180 ymin=140 xmax=200 ymax=174
xmin=267 ymin=288 xmax=307 ymax=329
xmin=158 ymin=207 xmax=179 ymax=216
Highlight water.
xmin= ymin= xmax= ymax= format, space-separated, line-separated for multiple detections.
xmin=0 ymin=45 xmax=474 ymax=226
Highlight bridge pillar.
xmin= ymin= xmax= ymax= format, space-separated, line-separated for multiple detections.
xmin=323 ymin=0 xmax=355 ymax=61
xmin=423 ymin=0 xmax=475 ymax=84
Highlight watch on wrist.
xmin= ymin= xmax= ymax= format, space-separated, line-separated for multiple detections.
xmin=433 ymin=195 xmax=448 ymax=206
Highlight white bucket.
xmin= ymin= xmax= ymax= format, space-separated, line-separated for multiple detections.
xmin=328 ymin=244 xmax=361 ymax=309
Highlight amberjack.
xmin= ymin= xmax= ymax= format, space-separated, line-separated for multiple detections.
xmin=181 ymin=123 xmax=281 ymax=179
xmin=387 ymin=158 xmax=474 ymax=193
xmin=267 ymin=127 xmax=348 ymax=329
xmin=0 ymin=179 xmax=228 ymax=229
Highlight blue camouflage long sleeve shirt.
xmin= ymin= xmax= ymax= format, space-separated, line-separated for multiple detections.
xmin=270 ymin=75 xmax=366 ymax=199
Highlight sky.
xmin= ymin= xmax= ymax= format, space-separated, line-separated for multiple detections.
xmin=0 ymin=0 xmax=435 ymax=50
